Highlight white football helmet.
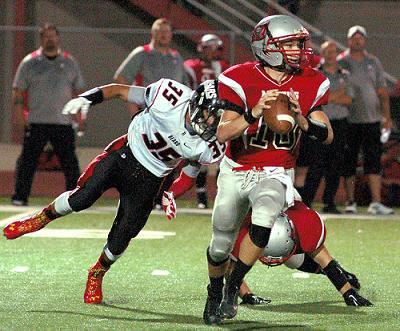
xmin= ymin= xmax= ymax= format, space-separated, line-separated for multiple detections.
xmin=259 ymin=213 xmax=298 ymax=267
xmin=197 ymin=34 xmax=223 ymax=52
xmin=251 ymin=15 xmax=312 ymax=72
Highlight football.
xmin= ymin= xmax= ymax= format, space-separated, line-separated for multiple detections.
xmin=263 ymin=93 xmax=296 ymax=134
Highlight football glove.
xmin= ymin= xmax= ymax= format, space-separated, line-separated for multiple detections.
xmin=343 ymin=289 xmax=373 ymax=307
xmin=161 ymin=191 xmax=176 ymax=220
xmin=240 ymin=293 xmax=271 ymax=305
xmin=62 ymin=97 xmax=92 ymax=119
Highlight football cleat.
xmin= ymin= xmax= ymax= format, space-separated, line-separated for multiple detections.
xmin=240 ymin=293 xmax=271 ymax=305
xmin=343 ymin=289 xmax=373 ymax=307
xmin=217 ymin=284 xmax=239 ymax=319
xmin=84 ymin=261 xmax=109 ymax=304
xmin=3 ymin=207 xmax=52 ymax=239
xmin=203 ymin=285 xmax=223 ymax=325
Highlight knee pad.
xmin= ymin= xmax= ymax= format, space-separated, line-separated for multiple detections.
xmin=206 ymin=247 xmax=228 ymax=266
xmin=249 ymin=224 xmax=271 ymax=248
xmin=208 ymin=231 xmax=235 ymax=263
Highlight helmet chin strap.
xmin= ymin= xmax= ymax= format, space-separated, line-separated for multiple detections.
xmin=185 ymin=109 xmax=197 ymax=135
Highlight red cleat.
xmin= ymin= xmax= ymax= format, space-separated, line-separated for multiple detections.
xmin=3 ymin=208 xmax=52 ymax=239
xmin=84 ymin=261 xmax=109 ymax=304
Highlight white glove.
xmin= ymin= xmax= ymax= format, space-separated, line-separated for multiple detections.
xmin=62 ymin=97 xmax=92 ymax=120
xmin=161 ymin=191 xmax=176 ymax=220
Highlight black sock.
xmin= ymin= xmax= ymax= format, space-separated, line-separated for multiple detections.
xmin=298 ymin=254 xmax=322 ymax=274
xmin=43 ymin=206 xmax=61 ymax=220
xmin=209 ymin=276 xmax=224 ymax=295
xmin=98 ymin=253 xmax=113 ymax=269
xmin=228 ymin=259 xmax=252 ymax=290
xmin=323 ymin=260 xmax=348 ymax=291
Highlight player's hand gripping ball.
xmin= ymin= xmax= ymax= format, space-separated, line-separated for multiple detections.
xmin=263 ymin=93 xmax=296 ymax=135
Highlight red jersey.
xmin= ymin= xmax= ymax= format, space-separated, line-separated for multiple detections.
xmin=218 ymin=62 xmax=330 ymax=169
xmin=184 ymin=58 xmax=230 ymax=89
xmin=231 ymin=201 xmax=326 ymax=260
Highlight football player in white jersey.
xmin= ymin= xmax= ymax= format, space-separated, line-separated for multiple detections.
xmin=3 ymin=78 xmax=226 ymax=304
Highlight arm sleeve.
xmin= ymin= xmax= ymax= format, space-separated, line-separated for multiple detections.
xmin=127 ymin=86 xmax=146 ymax=107
xmin=113 ymin=47 xmax=145 ymax=83
xmin=168 ymin=163 xmax=200 ymax=198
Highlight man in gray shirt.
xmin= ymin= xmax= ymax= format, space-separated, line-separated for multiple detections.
xmin=11 ymin=23 xmax=85 ymax=206
xmin=338 ymin=25 xmax=394 ymax=215
xmin=302 ymin=41 xmax=354 ymax=213
xmin=114 ymin=18 xmax=188 ymax=117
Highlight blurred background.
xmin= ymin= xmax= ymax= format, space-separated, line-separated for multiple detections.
xmin=0 ymin=0 xmax=399 ymax=201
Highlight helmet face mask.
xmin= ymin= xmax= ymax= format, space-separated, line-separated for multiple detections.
xmin=259 ymin=213 xmax=298 ymax=267
xmin=251 ymin=15 xmax=313 ymax=72
xmin=189 ymin=79 xmax=224 ymax=142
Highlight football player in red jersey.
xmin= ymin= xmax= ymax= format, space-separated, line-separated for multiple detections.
xmin=202 ymin=15 xmax=334 ymax=325
xmin=184 ymin=34 xmax=231 ymax=209
xmin=161 ymin=167 xmax=372 ymax=311
xmin=230 ymin=204 xmax=372 ymax=308
xmin=185 ymin=34 xmax=230 ymax=89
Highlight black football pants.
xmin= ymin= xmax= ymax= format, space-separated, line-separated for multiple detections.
xmin=13 ymin=124 xmax=80 ymax=203
xmin=68 ymin=141 xmax=163 ymax=256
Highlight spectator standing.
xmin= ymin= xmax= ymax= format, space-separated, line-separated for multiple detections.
xmin=114 ymin=18 xmax=189 ymax=210
xmin=11 ymin=23 xmax=85 ymax=206
xmin=184 ymin=34 xmax=230 ymax=208
xmin=114 ymin=17 xmax=188 ymax=117
xmin=301 ymin=41 xmax=354 ymax=213
xmin=338 ymin=25 xmax=394 ymax=215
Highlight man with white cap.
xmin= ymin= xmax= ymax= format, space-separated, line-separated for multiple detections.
xmin=338 ymin=25 xmax=394 ymax=215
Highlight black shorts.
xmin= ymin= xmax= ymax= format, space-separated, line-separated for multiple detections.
xmin=68 ymin=135 xmax=164 ymax=255
xmin=296 ymin=134 xmax=320 ymax=167
xmin=343 ymin=122 xmax=382 ymax=176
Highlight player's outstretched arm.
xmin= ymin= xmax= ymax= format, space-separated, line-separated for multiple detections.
xmin=62 ymin=84 xmax=146 ymax=118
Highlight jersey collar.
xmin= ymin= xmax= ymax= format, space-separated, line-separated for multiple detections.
xmin=255 ymin=63 xmax=294 ymax=87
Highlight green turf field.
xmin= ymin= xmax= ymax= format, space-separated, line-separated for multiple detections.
xmin=1 ymin=204 xmax=399 ymax=330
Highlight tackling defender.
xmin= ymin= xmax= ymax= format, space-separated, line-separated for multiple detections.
xmin=3 ymin=78 xmax=227 ymax=304
xmin=231 ymin=204 xmax=372 ymax=308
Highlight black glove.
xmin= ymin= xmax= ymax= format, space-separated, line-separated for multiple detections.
xmin=343 ymin=289 xmax=373 ymax=307
xmin=240 ymin=293 xmax=271 ymax=305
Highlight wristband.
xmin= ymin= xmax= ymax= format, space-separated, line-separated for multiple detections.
xmin=243 ymin=110 xmax=258 ymax=124
xmin=305 ymin=117 xmax=328 ymax=142
xmin=79 ymin=87 xmax=104 ymax=105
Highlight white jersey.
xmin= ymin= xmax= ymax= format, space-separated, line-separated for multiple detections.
xmin=127 ymin=79 xmax=226 ymax=177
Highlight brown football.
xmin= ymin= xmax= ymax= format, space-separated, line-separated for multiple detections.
xmin=263 ymin=93 xmax=296 ymax=135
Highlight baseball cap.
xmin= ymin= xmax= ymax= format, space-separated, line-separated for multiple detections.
xmin=347 ymin=25 xmax=367 ymax=38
